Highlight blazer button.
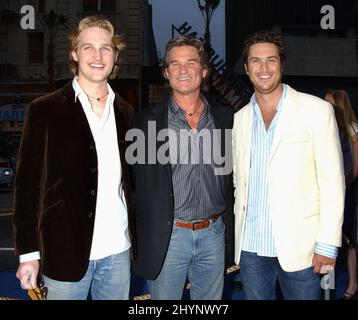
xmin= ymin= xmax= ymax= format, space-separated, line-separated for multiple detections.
xmin=88 ymin=212 xmax=93 ymax=218
xmin=168 ymin=221 xmax=171 ymax=225
xmin=89 ymin=145 xmax=94 ymax=150
xmin=169 ymin=193 xmax=173 ymax=197
xmin=90 ymin=168 xmax=96 ymax=173
xmin=90 ymin=190 xmax=96 ymax=196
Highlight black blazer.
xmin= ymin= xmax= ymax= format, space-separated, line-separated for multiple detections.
xmin=133 ymin=100 xmax=234 ymax=280
xmin=13 ymin=82 xmax=135 ymax=281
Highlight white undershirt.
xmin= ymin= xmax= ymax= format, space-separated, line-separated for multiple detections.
xmin=20 ymin=78 xmax=130 ymax=263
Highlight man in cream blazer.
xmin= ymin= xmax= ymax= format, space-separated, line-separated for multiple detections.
xmin=233 ymin=31 xmax=345 ymax=300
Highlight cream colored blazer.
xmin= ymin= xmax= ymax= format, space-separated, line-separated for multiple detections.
xmin=232 ymin=85 xmax=345 ymax=272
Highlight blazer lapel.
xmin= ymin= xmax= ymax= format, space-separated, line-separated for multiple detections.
xmin=113 ymin=95 xmax=126 ymax=142
xmin=61 ymin=82 xmax=94 ymax=142
xmin=210 ymin=103 xmax=225 ymax=158
xmin=210 ymin=103 xmax=224 ymax=130
xmin=151 ymin=102 xmax=173 ymax=187
xmin=269 ymin=86 xmax=300 ymax=163
xmin=210 ymin=104 xmax=227 ymax=198
xmin=243 ymin=107 xmax=253 ymax=182
xmin=113 ymin=95 xmax=128 ymax=171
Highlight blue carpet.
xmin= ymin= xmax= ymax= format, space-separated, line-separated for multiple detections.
xmin=0 ymin=271 xmax=245 ymax=300
xmin=0 ymin=269 xmax=348 ymax=300
xmin=0 ymin=271 xmax=29 ymax=300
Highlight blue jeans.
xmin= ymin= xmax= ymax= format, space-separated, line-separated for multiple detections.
xmin=147 ymin=216 xmax=225 ymax=300
xmin=43 ymin=249 xmax=130 ymax=300
xmin=240 ymin=251 xmax=321 ymax=300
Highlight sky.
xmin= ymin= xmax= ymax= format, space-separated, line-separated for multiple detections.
xmin=148 ymin=0 xmax=225 ymax=61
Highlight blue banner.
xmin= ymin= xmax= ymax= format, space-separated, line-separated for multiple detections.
xmin=0 ymin=104 xmax=27 ymax=122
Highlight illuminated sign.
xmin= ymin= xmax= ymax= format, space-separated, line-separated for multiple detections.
xmin=0 ymin=104 xmax=27 ymax=122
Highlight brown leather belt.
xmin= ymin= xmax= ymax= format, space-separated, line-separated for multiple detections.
xmin=175 ymin=214 xmax=221 ymax=230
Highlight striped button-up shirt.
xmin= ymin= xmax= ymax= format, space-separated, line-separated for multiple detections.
xmin=168 ymin=96 xmax=227 ymax=221
xmin=242 ymin=84 xmax=337 ymax=259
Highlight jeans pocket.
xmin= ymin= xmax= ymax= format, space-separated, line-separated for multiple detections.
xmin=209 ymin=216 xmax=225 ymax=234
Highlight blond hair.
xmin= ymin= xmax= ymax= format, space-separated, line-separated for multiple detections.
xmin=68 ymin=15 xmax=125 ymax=79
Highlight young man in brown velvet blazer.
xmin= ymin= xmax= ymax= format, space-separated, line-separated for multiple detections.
xmin=12 ymin=16 xmax=135 ymax=300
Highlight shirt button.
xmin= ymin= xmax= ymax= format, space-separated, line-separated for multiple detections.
xmin=90 ymin=190 xmax=96 ymax=196
xmin=88 ymin=212 xmax=93 ymax=218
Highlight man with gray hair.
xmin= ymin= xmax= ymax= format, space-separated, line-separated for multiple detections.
xmin=132 ymin=35 xmax=234 ymax=300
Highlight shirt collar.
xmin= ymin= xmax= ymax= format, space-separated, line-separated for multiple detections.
xmin=250 ymin=83 xmax=287 ymax=117
xmin=72 ymin=77 xmax=115 ymax=105
xmin=169 ymin=94 xmax=210 ymax=120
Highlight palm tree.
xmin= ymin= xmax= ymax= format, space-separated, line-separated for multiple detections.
xmin=40 ymin=10 xmax=67 ymax=91
xmin=197 ymin=0 xmax=220 ymax=58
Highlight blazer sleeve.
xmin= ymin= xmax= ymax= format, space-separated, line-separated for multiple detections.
xmin=13 ymin=101 xmax=47 ymax=256
xmin=232 ymin=113 xmax=239 ymax=189
xmin=313 ymin=101 xmax=345 ymax=247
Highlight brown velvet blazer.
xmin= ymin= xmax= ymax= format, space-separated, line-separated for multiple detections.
xmin=12 ymin=81 xmax=135 ymax=282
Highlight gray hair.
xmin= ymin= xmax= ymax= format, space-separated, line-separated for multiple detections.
xmin=162 ymin=35 xmax=210 ymax=91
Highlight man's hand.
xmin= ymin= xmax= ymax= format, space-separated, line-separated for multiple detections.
xmin=16 ymin=260 xmax=40 ymax=289
xmin=311 ymin=253 xmax=336 ymax=274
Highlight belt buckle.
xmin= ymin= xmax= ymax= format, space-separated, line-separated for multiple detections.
xmin=192 ymin=219 xmax=209 ymax=230
xmin=192 ymin=220 xmax=201 ymax=230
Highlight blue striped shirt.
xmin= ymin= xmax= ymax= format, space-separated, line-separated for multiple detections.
xmin=243 ymin=84 xmax=338 ymax=259
xmin=168 ymin=97 xmax=227 ymax=221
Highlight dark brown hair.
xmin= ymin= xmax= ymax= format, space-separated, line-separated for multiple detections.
xmin=242 ymin=30 xmax=286 ymax=65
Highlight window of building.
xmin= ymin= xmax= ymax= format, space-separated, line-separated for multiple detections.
xmin=0 ymin=33 xmax=7 ymax=66
xmin=38 ymin=0 xmax=45 ymax=13
xmin=83 ymin=0 xmax=115 ymax=12
xmin=28 ymin=33 xmax=44 ymax=63
xmin=0 ymin=33 xmax=7 ymax=50
xmin=101 ymin=0 xmax=116 ymax=11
